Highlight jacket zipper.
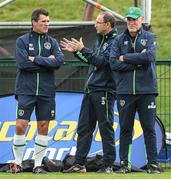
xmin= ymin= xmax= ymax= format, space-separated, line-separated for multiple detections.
xmin=86 ymin=36 xmax=105 ymax=90
xmin=36 ymin=35 xmax=41 ymax=96
xmin=131 ymin=35 xmax=138 ymax=95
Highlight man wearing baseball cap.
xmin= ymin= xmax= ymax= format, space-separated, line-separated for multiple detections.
xmin=110 ymin=7 xmax=162 ymax=174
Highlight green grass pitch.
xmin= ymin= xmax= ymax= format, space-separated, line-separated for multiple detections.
xmin=0 ymin=169 xmax=171 ymax=179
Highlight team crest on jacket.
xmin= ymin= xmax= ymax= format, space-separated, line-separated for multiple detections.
xmin=29 ymin=43 xmax=34 ymax=50
xmin=140 ymin=39 xmax=147 ymax=46
xmin=119 ymin=99 xmax=125 ymax=107
xmin=124 ymin=41 xmax=128 ymax=45
xmin=103 ymin=43 xmax=108 ymax=50
xmin=44 ymin=42 xmax=51 ymax=50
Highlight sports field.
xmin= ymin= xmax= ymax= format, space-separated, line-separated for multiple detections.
xmin=0 ymin=1 xmax=170 ymax=179
xmin=0 ymin=170 xmax=171 ymax=179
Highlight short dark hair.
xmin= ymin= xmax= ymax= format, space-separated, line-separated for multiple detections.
xmin=31 ymin=8 xmax=49 ymax=22
xmin=100 ymin=12 xmax=116 ymax=28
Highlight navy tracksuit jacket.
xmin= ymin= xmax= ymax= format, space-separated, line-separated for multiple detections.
xmin=73 ymin=29 xmax=117 ymax=166
xmin=15 ymin=31 xmax=64 ymax=98
xmin=109 ymin=27 xmax=158 ymax=165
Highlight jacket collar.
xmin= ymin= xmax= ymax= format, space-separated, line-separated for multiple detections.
xmin=124 ymin=26 xmax=144 ymax=37
xmin=97 ymin=28 xmax=117 ymax=41
xmin=30 ymin=30 xmax=46 ymax=38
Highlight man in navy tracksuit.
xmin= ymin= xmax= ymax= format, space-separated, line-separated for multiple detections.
xmin=110 ymin=7 xmax=161 ymax=174
xmin=61 ymin=12 xmax=118 ymax=173
xmin=10 ymin=8 xmax=64 ymax=174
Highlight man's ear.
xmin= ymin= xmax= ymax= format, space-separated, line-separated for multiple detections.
xmin=32 ymin=20 xmax=36 ymax=26
xmin=141 ymin=17 xmax=144 ymax=23
xmin=106 ymin=22 xmax=111 ymax=28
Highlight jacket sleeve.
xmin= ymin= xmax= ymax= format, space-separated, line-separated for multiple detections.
xmin=16 ymin=37 xmax=45 ymax=72
xmin=34 ymin=39 xmax=64 ymax=70
xmin=73 ymin=48 xmax=90 ymax=64
xmin=74 ymin=45 xmax=110 ymax=68
xmin=73 ymin=35 xmax=118 ymax=68
xmin=123 ymin=33 xmax=157 ymax=65
xmin=109 ymin=38 xmax=136 ymax=72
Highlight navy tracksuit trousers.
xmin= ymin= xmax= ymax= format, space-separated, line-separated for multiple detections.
xmin=117 ymin=94 xmax=158 ymax=165
xmin=75 ymin=91 xmax=116 ymax=166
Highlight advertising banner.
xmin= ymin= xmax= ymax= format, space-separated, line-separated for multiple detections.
xmin=0 ymin=92 xmax=164 ymax=168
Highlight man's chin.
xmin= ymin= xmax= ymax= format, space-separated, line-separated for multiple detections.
xmin=43 ymin=29 xmax=48 ymax=33
xmin=97 ymin=31 xmax=103 ymax=35
xmin=129 ymin=29 xmax=137 ymax=33
xmin=43 ymin=31 xmax=48 ymax=34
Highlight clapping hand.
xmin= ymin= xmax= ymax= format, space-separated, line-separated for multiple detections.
xmin=60 ymin=37 xmax=84 ymax=52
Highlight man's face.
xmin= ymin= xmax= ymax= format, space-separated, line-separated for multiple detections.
xmin=127 ymin=17 xmax=144 ymax=33
xmin=95 ymin=15 xmax=108 ymax=35
xmin=32 ymin=14 xmax=49 ymax=34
